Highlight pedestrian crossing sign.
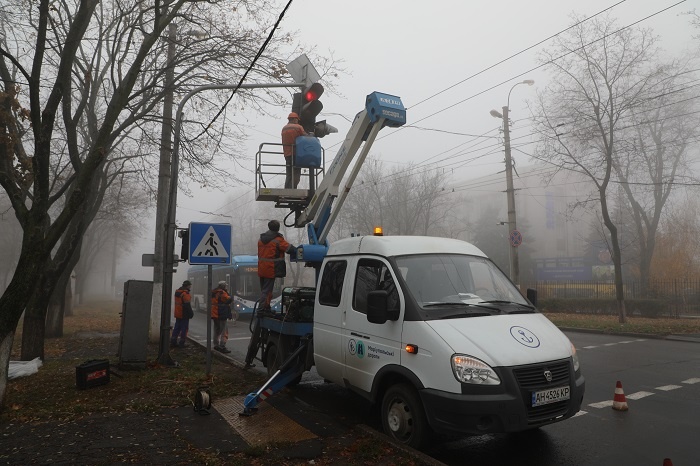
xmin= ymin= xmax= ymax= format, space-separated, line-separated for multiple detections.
xmin=188 ymin=223 xmax=232 ymax=264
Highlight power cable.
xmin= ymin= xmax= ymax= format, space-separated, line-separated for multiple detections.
xmin=205 ymin=0 xmax=690 ymax=219
xmin=407 ymin=0 xmax=629 ymax=110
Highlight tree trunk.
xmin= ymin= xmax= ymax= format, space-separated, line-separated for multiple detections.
xmin=46 ymin=274 xmax=70 ymax=338
xmin=65 ymin=275 xmax=74 ymax=318
xmin=0 ymin=328 xmax=15 ymax=409
xmin=20 ymin=288 xmax=52 ymax=361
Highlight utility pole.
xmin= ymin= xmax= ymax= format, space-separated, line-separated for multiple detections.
xmin=490 ymin=80 xmax=534 ymax=289
xmin=501 ymin=104 xmax=520 ymax=288
xmin=150 ymin=23 xmax=177 ymax=343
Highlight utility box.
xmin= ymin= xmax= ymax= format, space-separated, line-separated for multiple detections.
xmin=118 ymin=280 xmax=153 ymax=369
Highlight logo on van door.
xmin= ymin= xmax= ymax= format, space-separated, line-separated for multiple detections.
xmin=348 ymin=339 xmax=365 ymax=359
xmin=510 ymin=326 xmax=541 ymax=348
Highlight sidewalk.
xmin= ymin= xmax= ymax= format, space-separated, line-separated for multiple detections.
xmin=1 ymin=332 xmax=440 ymax=466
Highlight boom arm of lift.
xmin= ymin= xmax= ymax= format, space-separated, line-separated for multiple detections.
xmin=293 ymin=92 xmax=406 ymax=264
xmin=239 ymin=93 xmax=406 ymax=417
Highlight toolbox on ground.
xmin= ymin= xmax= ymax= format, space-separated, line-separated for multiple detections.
xmin=75 ymin=359 xmax=110 ymax=389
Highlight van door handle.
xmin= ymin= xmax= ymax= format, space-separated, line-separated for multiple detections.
xmin=351 ymin=332 xmax=369 ymax=339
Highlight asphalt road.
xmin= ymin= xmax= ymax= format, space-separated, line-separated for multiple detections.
xmin=183 ymin=312 xmax=700 ymax=466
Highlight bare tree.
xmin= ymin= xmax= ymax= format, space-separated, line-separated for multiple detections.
xmin=532 ymin=14 xmax=665 ymax=323
xmin=0 ymin=0 xmax=331 ymax=405
xmin=650 ymin=194 xmax=700 ymax=281
xmin=612 ymin=62 xmax=699 ymax=293
xmin=339 ymin=158 xmax=456 ymax=237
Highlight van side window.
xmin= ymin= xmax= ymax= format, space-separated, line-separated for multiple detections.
xmin=353 ymin=259 xmax=399 ymax=315
xmin=319 ymin=260 xmax=347 ymax=306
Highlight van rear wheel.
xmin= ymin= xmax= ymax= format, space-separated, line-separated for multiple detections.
xmin=381 ymin=383 xmax=429 ymax=449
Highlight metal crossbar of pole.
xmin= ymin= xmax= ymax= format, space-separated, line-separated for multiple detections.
xmin=157 ymin=82 xmax=304 ymax=366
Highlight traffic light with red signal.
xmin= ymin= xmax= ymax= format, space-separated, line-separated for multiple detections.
xmin=299 ymin=82 xmax=324 ymax=133
xmin=291 ymin=82 xmax=337 ymax=137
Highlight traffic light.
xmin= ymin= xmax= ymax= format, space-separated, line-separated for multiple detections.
xmin=179 ymin=229 xmax=189 ymax=261
xmin=299 ymin=82 xmax=324 ymax=133
xmin=314 ymin=120 xmax=338 ymax=138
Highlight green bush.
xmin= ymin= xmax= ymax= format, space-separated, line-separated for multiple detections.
xmin=538 ymin=298 xmax=667 ymax=318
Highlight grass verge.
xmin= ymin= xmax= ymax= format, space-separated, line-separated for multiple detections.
xmin=544 ymin=312 xmax=700 ymax=336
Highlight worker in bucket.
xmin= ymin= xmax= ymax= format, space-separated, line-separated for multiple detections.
xmin=281 ymin=112 xmax=307 ymax=188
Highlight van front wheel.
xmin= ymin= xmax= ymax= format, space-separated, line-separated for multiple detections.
xmin=381 ymin=384 xmax=429 ymax=449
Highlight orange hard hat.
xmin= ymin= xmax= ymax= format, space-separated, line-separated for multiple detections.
xmin=288 ymin=112 xmax=299 ymax=120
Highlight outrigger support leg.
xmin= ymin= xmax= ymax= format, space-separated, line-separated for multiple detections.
xmin=239 ymin=336 xmax=311 ymax=416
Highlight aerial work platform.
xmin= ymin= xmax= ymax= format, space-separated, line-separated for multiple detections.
xmin=254 ymin=141 xmax=325 ymax=213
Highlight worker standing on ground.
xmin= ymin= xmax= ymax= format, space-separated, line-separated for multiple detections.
xmin=170 ymin=280 xmax=193 ymax=348
xmin=257 ymin=220 xmax=296 ymax=313
xmin=281 ymin=112 xmax=307 ymax=188
xmin=211 ymin=281 xmax=232 ymax=353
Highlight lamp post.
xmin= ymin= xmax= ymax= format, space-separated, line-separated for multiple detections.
xmin=156 ymin=81 xmax=304 ymax=366
xmin=151 ymin=25 xmax=210 ymax=344
xmin=490 ymin=79 xmax=534 ymax=288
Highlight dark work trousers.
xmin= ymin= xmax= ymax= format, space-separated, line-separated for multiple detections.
xmin=212 ymin=318 xmax=228 ymax=348
xmin=171 ymin=318 xmax=189 ymax=345
xmin=285 ymin=155 xmax=301 ymax=189
xmin=259 ymin=277 xmax=276 ymax=310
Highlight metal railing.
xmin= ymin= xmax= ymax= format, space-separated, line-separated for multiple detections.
xmin=528 ymin=279 xmax=700 ymax=317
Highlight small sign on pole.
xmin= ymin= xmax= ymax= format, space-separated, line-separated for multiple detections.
xmin=287 ymin=54 xmax=321 ymax=88
xmin=509 ymin=229 xmax=523 ymax=247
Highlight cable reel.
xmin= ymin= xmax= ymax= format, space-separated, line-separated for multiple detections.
xmin=193 ymin=386 xmax=211 ymax=415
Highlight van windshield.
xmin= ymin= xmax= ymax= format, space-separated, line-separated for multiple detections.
xmin=395 ymin=254 xmax=530 ymax=310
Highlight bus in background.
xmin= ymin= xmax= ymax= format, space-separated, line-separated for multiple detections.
xmin=187 ymin=255 xmax=282 ymax=319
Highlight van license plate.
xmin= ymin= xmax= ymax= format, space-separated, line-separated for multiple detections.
xmin=532 ymin=386 xmax=570 ymax=407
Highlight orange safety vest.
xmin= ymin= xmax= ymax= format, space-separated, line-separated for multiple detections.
xmin=211 ymin=288 xmax=232 ymax=319
xmin=174 ymin=287 xmax=191 ymax=319
xmin=258 ymin=236 xmax=292 ymax=279
xmin=281 ymin=123 xmax=306 ymax=157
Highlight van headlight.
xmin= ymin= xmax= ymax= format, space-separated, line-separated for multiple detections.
xmin=451 ymin=354 xmax=501 ymax=385
xmin=571 ymin=342 xmax=580 ymax=372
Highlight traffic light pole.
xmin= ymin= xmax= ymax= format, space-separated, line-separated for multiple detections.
xmin=157 ymin=82 xmax=304 ymax=366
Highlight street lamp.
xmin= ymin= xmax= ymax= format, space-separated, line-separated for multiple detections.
xmin=157 ymin=81 xmax=304 ymax=366
xmin=490 ymin=79 xmax=534 ymax=288
xmin=151 ymin=24 xmax=209 ymax=347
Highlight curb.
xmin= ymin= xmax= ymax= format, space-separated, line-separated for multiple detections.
xmin=355 ymin=425 xmax=448 ymax=466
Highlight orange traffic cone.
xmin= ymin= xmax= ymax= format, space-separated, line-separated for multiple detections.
xmin=612 ymin=380 xmax=628 ymax=411
xmin=662 ymin=459 xmax=673 ymax=466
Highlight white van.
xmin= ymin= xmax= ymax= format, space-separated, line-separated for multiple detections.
xmin=312 ymin=235 xmax=585 ymax=448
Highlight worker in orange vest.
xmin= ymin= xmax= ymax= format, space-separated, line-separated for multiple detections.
xmin=281 ymin=112 xmax=307 ymax=188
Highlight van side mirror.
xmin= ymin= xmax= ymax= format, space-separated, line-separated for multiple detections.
xmin=526 ymin=288 xmax=537 ymax=307
xmin=367 ymin=290 xmax=389 ymax=324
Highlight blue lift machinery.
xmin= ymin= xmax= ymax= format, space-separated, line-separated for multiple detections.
xmin=241 ymin=92 xmax=406 ymax=416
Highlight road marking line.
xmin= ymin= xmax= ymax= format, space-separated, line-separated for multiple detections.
xmin=682 ymin=378 xmax=700 ymax=384
xmin=583 ymin=346 xmax=598 ymax=349
xmin=619 ymin=341 xmax=635 ymax=344
xmin=588 ymin=400 xmax=614 ymax=408
xmin=655 ymin=385 xmax=682 ymax=391
xmin=635 ymin=339 xmax=646 ymax=342
xmin=573 ymin=410 xmax=587 ymax=417
xmin=603 ymin=343 xmax=618 ymax=346
xmin=627 ymin=391 xmax=654 ymax=400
